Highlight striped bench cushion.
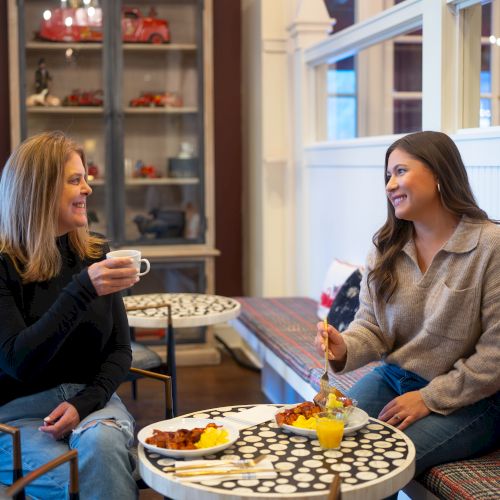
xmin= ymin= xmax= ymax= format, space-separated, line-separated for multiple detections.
xmin=420 ymin=450 xmax=500 ymax=499
xmin=235 ymin=296 xmax=378 ymax=391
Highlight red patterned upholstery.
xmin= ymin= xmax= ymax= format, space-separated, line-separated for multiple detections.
xmin=420 ymin=450 xmax=500 ymax=499
xmin=235 ymin=296 xmax=378 ymax=393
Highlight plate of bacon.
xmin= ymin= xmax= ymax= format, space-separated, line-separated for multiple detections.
xmin=275 ymin=401 xmax=368 ymax=437
xmin=138 ymin=418 xmax=240 ymax=458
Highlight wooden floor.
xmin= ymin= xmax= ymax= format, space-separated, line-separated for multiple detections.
xmin=117 ymin=349 xmax=269 ymax=499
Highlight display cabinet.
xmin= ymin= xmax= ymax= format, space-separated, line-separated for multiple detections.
xmin=8 ymin=0 xmax=219 ymax=362
xmin=8 ymin=0 xmax=216 ymax=284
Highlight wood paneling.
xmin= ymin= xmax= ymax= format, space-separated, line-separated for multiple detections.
xmin=213 ymin=0 xmax=243 ymax=296
xmin=0 ymin=2 xmax=10 ymax=167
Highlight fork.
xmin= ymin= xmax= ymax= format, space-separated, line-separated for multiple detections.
xmin=313 ymin=317 xmax=330 ymax=406
xmin=164 ymin=454 xmax=266 ymax=473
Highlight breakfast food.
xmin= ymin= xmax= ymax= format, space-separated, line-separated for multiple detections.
xmin=275 ymin=401 xmax=321 ymax=426
xmin=146 ymin=423 xmax=228 ymax=450
xmin=275 ymin=391 xmax=355 ymax=430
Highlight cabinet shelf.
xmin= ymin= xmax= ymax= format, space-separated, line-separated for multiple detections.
xmin=26 ymin=41 xmax=196 ymax=52
xmin=89 ymin=177 xmax=200 ymax=187
xmin=27 ymin=106 xmax=103 ymax=114
xmin=124 ymin=107 xmax=198 ymax=114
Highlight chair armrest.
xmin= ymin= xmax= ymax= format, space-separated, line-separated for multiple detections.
xmin=0 ymin=423 xmax=23 ymax=490
xmin=5 ymin=450 xmax=79 ymax=500
xmin=129 ymin=367 xmax=174 ymax=419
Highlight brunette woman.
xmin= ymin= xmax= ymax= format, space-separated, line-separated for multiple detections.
xmin=315 ymin=131 xmax=500 ymax=476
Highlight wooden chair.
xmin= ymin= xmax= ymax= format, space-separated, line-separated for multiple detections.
xmin=0 ymin=423 xmax=24 ymax=500
xmin=129 ymin=367 xmax=174 ymax=419
xmin=5 ymin=450 xmax=79 ymax=500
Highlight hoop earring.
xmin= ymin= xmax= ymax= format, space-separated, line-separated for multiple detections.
xmin=437 ymin=183 xmax=441 ymax=193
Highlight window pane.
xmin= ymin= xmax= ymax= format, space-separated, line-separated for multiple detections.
xmin=327 ymin=57 xmax=355 ymax=93
xmin=394 ymin=99 xmax=422 ymax=134
xmin=328 ymin=96 xmax=356 ymax=139
xmin=394 ymin=43 xmax=422 ymax=92
xmin=320 ymin=25 xmax=422 ymax=139
xmin=480 ymin=98 xmax=492 ymax=127
xmin=463 ymin=0 xmax=499 ymax=128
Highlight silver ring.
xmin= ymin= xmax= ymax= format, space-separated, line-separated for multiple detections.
xmin=394 ymin=414 xmax=401 ymax=420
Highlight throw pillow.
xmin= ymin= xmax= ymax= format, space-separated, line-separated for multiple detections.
xmin=327 ymin=269 xmax=362 ymax=332
xmin=317 ymin=259 xmax=359 ymax=319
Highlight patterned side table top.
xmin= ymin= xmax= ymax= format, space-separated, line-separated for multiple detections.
xmin=138 ymin=404 xmax=416 ymax=500
xmin=123 ymin=293 xmax=241 ymax=328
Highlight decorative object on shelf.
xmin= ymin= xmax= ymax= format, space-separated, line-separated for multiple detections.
xmin=37 ymin=6 xmax=170 ymax=44
xmin=132 ymin=160 xmax=159 ymax=178
xmin=62 ymin=89 xmax=103 ymax=106
xmin=87 ymin=160 xmax=99 ymax=180
xmin=26 ymin=88 xmax=61 ymax=107
xmin=129 ymin=91 xmax=183 ymax=108
xmin=168 ymin=142 xmax=198 ymax=178
xmin=35 ymin=57 xmax=51 ymax=94
xmin=26 ymin=58 xmax=61 ymax=107
xmin=133 ymin=209 xmax=186 ymax=239
xmin=184 ymin=202 xmax=200 ymax=239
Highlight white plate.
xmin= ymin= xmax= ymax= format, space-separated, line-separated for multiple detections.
xmin=138 ymin=418 xmax=240 ymax=458
xmin=280 ymin=407 xmax=369 ymax=437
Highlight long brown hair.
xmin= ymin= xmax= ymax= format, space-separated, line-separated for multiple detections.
xmin=370 ymin=131 xmax=488 ymax=301
xmin=0 ymin=131 xmax=104 ymax=282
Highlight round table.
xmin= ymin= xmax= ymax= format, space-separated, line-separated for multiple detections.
xmin=138 ymin=404 xmax=416 ymax=499
xmin=124 ymin=293 xmax=241 ymax=414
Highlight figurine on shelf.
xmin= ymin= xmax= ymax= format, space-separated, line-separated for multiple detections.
xmin=35 ymin=58 xmax=51 ymax=94
xmin=133 ymin=209 xmax=185 ymax=239
xmin=168 ymin=142 xmax=198 ymax=178
xmin=184 ymin=202 xmax=200 ymax=239
xmin=87 ymin=160 xmax=99 ymax=181
xmin=132 ymin=160 xmax=158 ymax=178
xmin=26 ymin=59 xmax=61 ymax=107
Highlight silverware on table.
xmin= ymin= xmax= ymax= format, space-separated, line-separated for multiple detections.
xmin=164 ymin=454 xmax=266 ymax=473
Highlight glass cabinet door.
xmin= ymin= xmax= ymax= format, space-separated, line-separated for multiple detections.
xmin=120 ymin=0 xmax=205 ymax=246
xmin=19 ymin=0 xmax=108 ymax=237
xmin=15 ymin=0 xmax=207 ymax=248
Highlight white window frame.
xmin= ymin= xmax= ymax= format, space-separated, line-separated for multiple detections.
xmin=306 ymin=0 xmax=500 ymax=141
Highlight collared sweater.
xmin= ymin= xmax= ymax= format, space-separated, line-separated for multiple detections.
xmin=0 ymin=235 xmax=132 ymax=420
xmin=339 ymin=217 xmax=500 ymax=415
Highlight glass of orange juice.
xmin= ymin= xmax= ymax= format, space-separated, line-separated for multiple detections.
xmin=315 ymin=410 xmax=345 ymax=450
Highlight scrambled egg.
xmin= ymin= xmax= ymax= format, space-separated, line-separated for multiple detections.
xmin=326 ymin=393 xmax=344 ymax=409
xmin=195 ymin=426 xmax=229 ymax=449
xmin=292 ymin=415 xmax=316 ymax=429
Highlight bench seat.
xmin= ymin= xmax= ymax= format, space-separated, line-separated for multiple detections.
xmin=231 ymin=296 xmax=499 ymax=500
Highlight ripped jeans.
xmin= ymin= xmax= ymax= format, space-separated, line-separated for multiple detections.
xmin=0 ymin=384 xmax=138 ymax=500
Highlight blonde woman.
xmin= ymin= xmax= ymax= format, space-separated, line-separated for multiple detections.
xmin=0 ymin=131 xmax=139 ymax=499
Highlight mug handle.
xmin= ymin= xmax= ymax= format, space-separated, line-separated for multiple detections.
xmin=138 ymin=258 xmax=151 ymax=276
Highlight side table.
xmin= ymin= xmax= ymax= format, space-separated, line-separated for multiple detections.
xmin=123 ymin=293 xmax=241 ymax=415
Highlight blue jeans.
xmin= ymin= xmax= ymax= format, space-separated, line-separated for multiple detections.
xmin=0 ymin=384 xmax=138 ymax=500
xmin=348 ymin=364 xmax=500 ymax=477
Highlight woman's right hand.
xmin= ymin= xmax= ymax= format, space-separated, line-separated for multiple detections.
xmin=314 ymin=321 xmax=347 ymax=364
xmin=87 ymin=258 xmax=139 ymax=296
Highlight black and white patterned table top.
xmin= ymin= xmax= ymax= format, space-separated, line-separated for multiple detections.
xmin=138 ymin=405 xmax=416 ymax=499
xmin=124 ymin=293 xmax=241 ymax=328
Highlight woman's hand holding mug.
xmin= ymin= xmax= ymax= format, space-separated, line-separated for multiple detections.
xmin=88 ymin=250 xmax=151 ymax=296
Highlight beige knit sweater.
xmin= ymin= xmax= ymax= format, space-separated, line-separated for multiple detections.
xmin=339 ymin=217 xmax=500 ymax=415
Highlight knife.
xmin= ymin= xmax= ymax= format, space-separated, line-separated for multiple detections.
xmin=174 ymin=467 xmax=274 ymax=477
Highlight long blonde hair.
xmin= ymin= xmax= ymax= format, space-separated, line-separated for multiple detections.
xmin=0 ymin=131 xmax=104 ymax=282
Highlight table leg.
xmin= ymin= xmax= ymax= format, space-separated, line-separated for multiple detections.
xmin=166 ymin=305 xmax=177 ymax=416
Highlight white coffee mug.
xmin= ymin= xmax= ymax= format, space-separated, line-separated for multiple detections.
xmin=106 ymin=249 xmax=151 ymax=277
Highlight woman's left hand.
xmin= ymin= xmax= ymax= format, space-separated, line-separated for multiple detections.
xmin=39 ymin=402 xmax=81 ymax=440
xmin=378 ymin=391 xmax=430 ymax=430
